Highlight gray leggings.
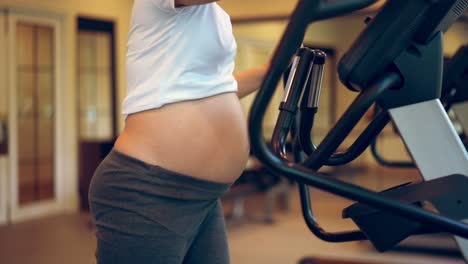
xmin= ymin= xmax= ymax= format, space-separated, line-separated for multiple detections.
xmin=89 ymin=150 xmax=232 ymax=264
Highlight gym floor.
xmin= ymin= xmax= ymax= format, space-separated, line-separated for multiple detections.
xmin=0 ymin=166 xmax=465 ymax=264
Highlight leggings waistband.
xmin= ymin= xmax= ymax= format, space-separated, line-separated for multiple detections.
xmin=97 ymin=149 xmax=232 ymax=200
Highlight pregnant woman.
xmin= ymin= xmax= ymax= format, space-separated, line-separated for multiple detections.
xmin=89 ymin=0 xmax=268 ymax=263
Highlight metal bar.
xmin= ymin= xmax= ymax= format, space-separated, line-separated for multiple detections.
xmin=325 ymin=111 xmax=390 ymax=166
xmin=302 ymin=73 xmax=397 ymax=169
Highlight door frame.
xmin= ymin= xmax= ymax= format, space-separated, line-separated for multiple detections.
xmin=7 ymin=11 xmax=67 ymax=223
xmin=0 ymin=10 xmax=8 ymax=225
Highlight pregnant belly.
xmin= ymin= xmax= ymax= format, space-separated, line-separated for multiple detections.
xmin=114 ymin=93 xmax=250 ymax=183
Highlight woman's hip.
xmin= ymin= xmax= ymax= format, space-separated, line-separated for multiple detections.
xmin=89 ymin=149 xmax=231 ymax=239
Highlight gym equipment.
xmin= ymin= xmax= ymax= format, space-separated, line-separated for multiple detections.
xmin=247 ymin=0 xmax=468 ymax=261
xmin=369 ymin=44 xmax=468 ymax=257
xmin=370 ymin=44 xmax=468 ymax=168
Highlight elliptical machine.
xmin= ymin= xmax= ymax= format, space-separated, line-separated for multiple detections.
xmin=371 ymin=44 xmax=468 ymax=168
xmin=248 ymin=0 xmax=468 ymax=261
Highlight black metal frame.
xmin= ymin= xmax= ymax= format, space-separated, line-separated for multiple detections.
xmin=248 ymin=0 xmax=468 ymax=243
xmin=370 ymin=44 xmax=468 ymax=168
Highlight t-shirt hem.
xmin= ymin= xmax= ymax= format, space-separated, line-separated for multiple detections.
xmin=122 ymin=89 xmax=238 ymax=117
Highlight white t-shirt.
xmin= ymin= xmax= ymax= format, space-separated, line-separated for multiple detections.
xmin=122 ymin=0 xmax=238 ymax=116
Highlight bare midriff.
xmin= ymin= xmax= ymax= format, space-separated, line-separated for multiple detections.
xmin=114 ymin=92 xmax=250 ymax=184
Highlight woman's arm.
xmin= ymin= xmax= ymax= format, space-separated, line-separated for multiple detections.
xmin=175 ymin=0 xmax=218 ymax=7
xmin=235 ymin=50 xmax=298 ymax=99
xmin=235 ymin=64 xmax=269 ymax=99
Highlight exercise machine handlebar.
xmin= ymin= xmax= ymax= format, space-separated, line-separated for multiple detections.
xmin=248 ymin=0 xmax=468 ymax=242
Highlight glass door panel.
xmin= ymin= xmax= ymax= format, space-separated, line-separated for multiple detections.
xmin=78 ymin=31 xmax=113 ymax=141
xmin=15 ymin=22 xmax=55 ymax=205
